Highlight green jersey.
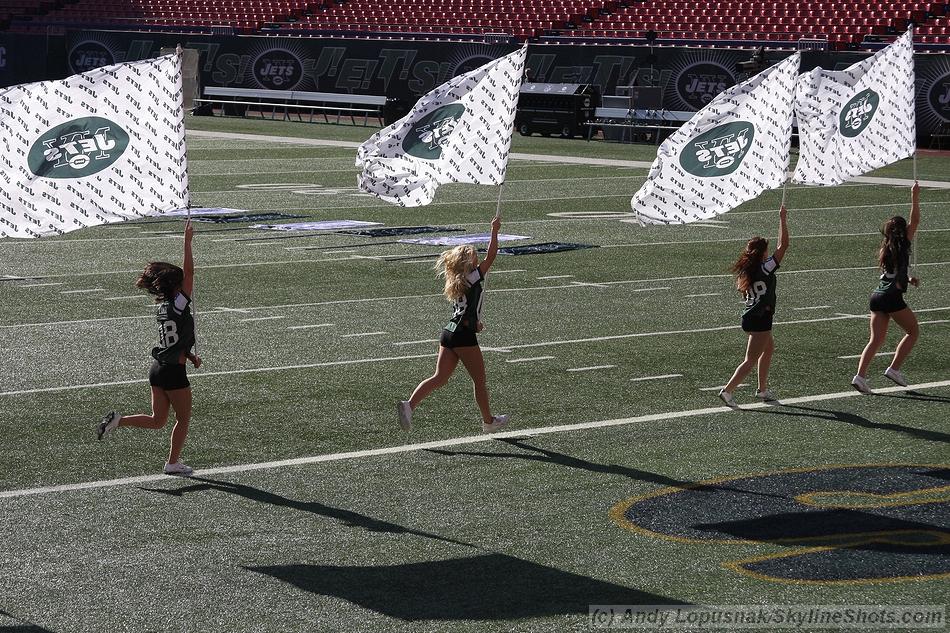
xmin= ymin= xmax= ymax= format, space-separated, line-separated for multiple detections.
xmin=874 ymin=251 xmax=909 ymax=295
xmin=742 ymin=257 xmax=779 ymax=317
xmin=151 ymin=292 xmax=195 ymax=364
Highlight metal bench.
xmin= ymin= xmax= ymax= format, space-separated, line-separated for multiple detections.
xmin=585 ymin=107 xmax=694 ymax=143
xmin=195 ymin=86 xmax=390 ymax=125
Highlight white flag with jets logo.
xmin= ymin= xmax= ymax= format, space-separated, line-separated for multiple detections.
xmin=356 ymin=46 xmax=526 ymax=207
xmin=793 ymin=28 xmax=916 ymax=186
xmin=0 ymin=54 xmax=188 ymax=238
xmin=631 ymin=53 xmax=800 ymax=225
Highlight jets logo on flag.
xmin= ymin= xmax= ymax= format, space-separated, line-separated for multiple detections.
xmin=0 ymin=53 xmax=188 ymax=238
xmin=680 ymin=122 xmax=756 ymax=177
xmin=793 ymin=27 xmax=916 ymax=186
xmin=631 ymin=53 xmax=799 ymax=225
xmin=403 ymin=104 xmax=467 ymax=160
xmin=356 ymin=46 xmax=526 ymax=207
xmin=29 ymin=117 xmax=129 ymax=178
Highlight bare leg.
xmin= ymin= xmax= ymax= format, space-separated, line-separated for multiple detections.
xmin=756 ymin=333 xmax=775 ymax=392
xmin=724 ymin=332 xmax=771 ymax=394
xmin=118 ymin=387 xmax=170 ymax=429
xmin=888 ymin=308 xmax=919 ymax=371
xmin=856 ymin=312 xmax=891 ymax=377
xmin=454 ymin=345 xmax=493 ymax=424
xmin=165 ymin=387 xmax=192 ymax=465
xmin=409 ymin=346 xmax=459 ymax=410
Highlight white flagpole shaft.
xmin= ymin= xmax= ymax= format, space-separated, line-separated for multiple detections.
xmin=780 ymin=178 xmax=789 ymax=208
xmin=494 ymin=182 xmax=504 ymax=218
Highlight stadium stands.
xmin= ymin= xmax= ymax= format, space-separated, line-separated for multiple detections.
xmin=6 ymin=0 xmax=950 ymax=48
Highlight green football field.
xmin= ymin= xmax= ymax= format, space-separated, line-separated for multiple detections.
xmin=0 ymin=116 xmax=948 ymax=632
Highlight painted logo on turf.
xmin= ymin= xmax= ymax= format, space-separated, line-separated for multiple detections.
xmin=679 ymin=121 xmax=755 ymax=177
xmin=253 ymin=49 xmax=303 ymax=90
xmin=839 ymin=89 xmax=880 ymax=137
xmin=612 ymin=464 xmax=950 ymax=584
xmin=403 ymin=103 xmax=466 ymax=160
xmin=28 ymin=117 xmax=130 ymax=179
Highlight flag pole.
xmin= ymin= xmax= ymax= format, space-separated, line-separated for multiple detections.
xmin=494 ymin=182 xmax=504 ymax=219
xmin=177 ymin=42 xmax=198 ymax=356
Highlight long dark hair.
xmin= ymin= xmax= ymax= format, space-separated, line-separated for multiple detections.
xmin=879 ymin=216 xmax=910 ymax=272
xmin=731 ymin=237 xmax=768 ymax=294
xmin=136 ymin=262 xmax=183 ymax=301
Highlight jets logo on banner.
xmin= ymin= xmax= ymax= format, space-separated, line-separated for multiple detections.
xmin=403 ymin=104 xmax=466 ymax=160
xmin=29 ymin=117 xmax=130 ymax=178
xmin=839 ymin=89 xmax=880 ymax=137
xmin=680 ymin=121 xmax=756 ymax=177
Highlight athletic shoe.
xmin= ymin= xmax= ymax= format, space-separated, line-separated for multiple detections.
xmin=397 ymin=400 xmax=413 ymax=432
xmin=884 ymin=367 xmax=908 ymax=387
xmin=97 ymin=411 xmax=121 ymax=440
xmin=851 ymin=375 xmax=873 ymax=395
xmin=163 ymin=461 xmax=194 ymax=476
xmin=482 ymin=414 xmax=510 ymax=434
xmin=718 ymin=389 xmax=738 ymax=408
xmin=755 ymin=389 xmax=778 ymax=402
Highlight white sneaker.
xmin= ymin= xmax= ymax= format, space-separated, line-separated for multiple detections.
xmin=884 ymin=367 xmax=908 ymax=387
xmin=397 ymin=400 xmax=413 ymax=432
xmin=718 ymin=389 xmax=738 ymax=408
xmin=755 ymin=389 xmax=778 ymax=402
xmin=97 ymin=411 xmax=121 ymax=440
xmin=482 ymin=414 xmax=509 ymax=434
xmin=163 ymin=461 xmax=194 ymax=476
xmin=851 ymin=375 xmax=873 ymax=395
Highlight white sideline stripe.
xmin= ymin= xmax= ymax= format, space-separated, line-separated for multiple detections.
xmin=505 ymin=356 xmax=555 ymax=363
xmin=393 ymin=339 xmax=437 ymax=347
xmin=4 ymin=379 xmax=947 ymax=500
xmin=341 ymin=331 xmax=388 ymax=338
xmin=919 ymin=319 xmax=950 ymax=325
xmin=699 ymin=383 xmax=748 ymax=391
xmin=0 ymin=353 xmax=435 ymax=397
xmin=686 ymin=293 xmax=720 ymax=298
xmin=239 ymin=316 xmax=285 ymax=322
xmin=104 ymin=295 xmax=147 ymax=301
xmin=287 ymin=323 xmax=334 ymax=330
xmin=630 ymin=373 xmax=683 ymax=382
xmin=18 ymin=282 xmax=65 ymax=288
xmin=566 ymin=364 xmax=616 ymax=372
xmin=538 ymin=275 xmax=574 ymax=280
xmin=60 ymin=288 xmax=104 ymax=294
xmin=837 ymin=351 xmax=895 ymax=360
xmin=487 ymin=269 xmax=526 ymax=274
xmin=792 ymin=305 xmax=833 ymax=311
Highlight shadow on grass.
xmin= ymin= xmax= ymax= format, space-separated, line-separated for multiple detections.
xmin=877 ymin=390 xmax=950 ymax=404
xmin=0 ymin=609 xmax=52 ymax=633
xmin=246 ymin=553 xmax=689 ymax=621
xmin=754 ymin=403 xmax=950 ymax=443
xmin=139 ymin=477 xmax=474 ymax=548
xmin=427 ymin=438 xmax=784 ymax=498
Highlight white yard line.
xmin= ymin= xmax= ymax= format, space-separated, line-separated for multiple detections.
xmin=686 ymin=293 xmax=720 ymax=298
xmin=837 ymin=351 xmax=895 ymax=360
xmin=104 ymin=295 xmax=149 ymax=301
xmin=505 ymin=356 xmax=555 ymax=363
xmin=3 ymin=379 xmax=947 ymax=499
xmin=0 ymin=353 xmax=435 ymax=397
xmin=699 ymin=383 xmax=748 ymax=392
xmin=287 ymin=323 xmax=334 ymax=330
xmin=566 ymin=364 xmax=616 ymax=372
xmin=60 ymin=288 xmax=104 ymax=294
xmin=393 ymin=339 xmax=437 ymax=347
xmin=341 ymin=331 xmax=388 ymax=338
xmin=487 ymin=269 xmax=526 ymax=274
xmin=537 ymin=275 xmax=574 ymax=280
xmin=792 ymin=305 xmax=833 ymax=311
xmin=18 ymin=282 xmax=65 ymax=288
xmin=919 ymin=319 xmax=949 ymax=325
xmin=239 ymin=316 xmax=285 ymax=322
xmin=630 ymin=373 xmax=683 ymax=382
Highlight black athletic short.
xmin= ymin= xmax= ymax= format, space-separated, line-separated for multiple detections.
xmin=869 ymin=291 xmax=908 ymax=314
xmin=148 ymin=360 xmax=190 ymax=390
xmin=440 ymin=326 xmax=478 ymax=349
xmin=741 ymin=310 xmax=774 ymax=333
